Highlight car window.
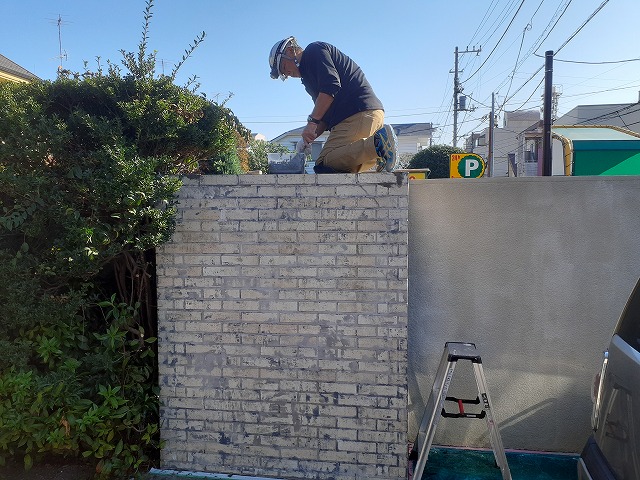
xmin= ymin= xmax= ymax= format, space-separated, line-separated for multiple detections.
xmin=615 ymin=278 xmax=640 ymax=353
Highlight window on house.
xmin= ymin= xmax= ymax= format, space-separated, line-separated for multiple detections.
xmin=524 ymin=150 xmax=537 ymax=163
xmin=524 ymin=140 xmax=538 ymax=162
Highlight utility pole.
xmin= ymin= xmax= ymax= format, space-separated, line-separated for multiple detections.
xmin=542 ymin=50 xmax=553 ymax=176
xmin=453 ymin=47 xmax=460 ymax=148
xmin=452 ymin=46 xmax=481 ymax=147
xmin=488 ymin=92 xmax=495 ymax=177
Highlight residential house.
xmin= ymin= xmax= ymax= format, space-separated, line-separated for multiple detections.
xmin=551 ymin=125 xmax=640 ymax=176
xmin=392 ymin=123 xmax=434 ymax=157
xmin=270 ymin=122 xmax=434 ymax=166
xmin=556 ymin=102 xmax=640 ymax=136
xmin=465 ymin=110 xmax=541 ymax=177
xmin=516 ymin=102 xmax=640 ymax=176
xmin=0 ymin=54 xmax=39 ymax=83
xmin=515 ymin=120 xmax=547 ymax=176
xmin=270 ymin=127 xmax=330 ymax=163
xmin=465 ymin=100 xmax=640 ymax=177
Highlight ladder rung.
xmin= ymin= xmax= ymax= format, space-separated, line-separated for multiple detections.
xmin=441 ymin=408 xmax=486 ymax=419
xmin=445 ymin=395 xmax=481 ymax=405
xmin=441 ymin=396 xmax=486 ymax=419
xmin=446 ymin=341 xmax=482 ymax=363
xmin=411 ymin=342 xmax=512 ymax=480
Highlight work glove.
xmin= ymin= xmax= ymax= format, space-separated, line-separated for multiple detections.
xmin=295 ymin=138 xmax=312 ymax=155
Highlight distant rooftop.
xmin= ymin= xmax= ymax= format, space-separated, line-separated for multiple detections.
xmin=553 ymin=125 xmax=640 ymax=142
xmin=505 ymin=110 xmax=540 ymax=122
xmin=0 ymin=54 xmax=39 ymax=82
xmin=392 ymin=123 xmax=434 ymax=135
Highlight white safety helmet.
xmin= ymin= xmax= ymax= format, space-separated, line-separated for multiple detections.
xmin=269 ymin=36 xmax=295 ymax=81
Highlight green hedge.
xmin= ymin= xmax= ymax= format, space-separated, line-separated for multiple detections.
xmin=0 ymin=2 xmax=249 ymax=476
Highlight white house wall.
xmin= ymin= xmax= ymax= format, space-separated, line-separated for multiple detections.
xmin=271 ymin=125 xmax=432 ymax=159
xmin=557 ymin=104 xmax=640 ymax=135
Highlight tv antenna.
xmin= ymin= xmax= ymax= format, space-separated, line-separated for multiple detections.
xmin=48 ymin=14 xmax=70 ymax=71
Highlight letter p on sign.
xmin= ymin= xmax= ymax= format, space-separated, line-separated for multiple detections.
xmin=465 ymin=159 xmax=479 ymax=177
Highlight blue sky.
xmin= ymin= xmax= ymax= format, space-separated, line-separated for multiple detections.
xmin=3 ymin=0 xmax=639 ymax=144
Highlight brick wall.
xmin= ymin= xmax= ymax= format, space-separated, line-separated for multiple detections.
xmin=156 ymin=173 xmax=409 ymax=479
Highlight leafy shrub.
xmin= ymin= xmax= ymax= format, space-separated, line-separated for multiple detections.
xmin=0 ymin=0 xmax=250 ymax=477
xmin=0 ymin=297 xmax=159 ymax=477
xmin=408 ymin=144 xmax=465 ymax=178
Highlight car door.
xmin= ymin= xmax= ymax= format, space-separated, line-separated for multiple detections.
xmin=595 ymin=281 xmax=640 ymax=479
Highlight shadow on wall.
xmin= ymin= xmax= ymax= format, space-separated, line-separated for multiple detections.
xmin=409 ymin=390 xmax=559 ymax=447
xmin=475 ymin=399 xmax=557 ymax=447
xmin=407 ymin=358 xmax=592 ymax=452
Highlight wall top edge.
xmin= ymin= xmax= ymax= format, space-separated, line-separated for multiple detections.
xmin=412 ymin=176 xmax=640 ymax=184
xmin=181 ymin=173 xmax=409 ymax=187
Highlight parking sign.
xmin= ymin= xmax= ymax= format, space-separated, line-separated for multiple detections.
xmin=450 ymin=153 xmax=486 ymax=178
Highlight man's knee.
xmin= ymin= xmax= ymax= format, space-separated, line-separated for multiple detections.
xmin=313 ymin=163 xmax=341 ymax=174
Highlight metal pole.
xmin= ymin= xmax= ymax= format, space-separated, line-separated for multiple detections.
xmin=451 ymin=46 xmax=481 ymax=148
xmin=453 ymin=47 xmax=459 ymax=148
xmin=542 ymin=50 xmax=553 ymax=176
xmin=489 ymin=93 xmax=495 ymax=177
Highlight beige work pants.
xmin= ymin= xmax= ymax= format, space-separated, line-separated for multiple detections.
xmin=316 ymin=109 xmax=384 ymax=173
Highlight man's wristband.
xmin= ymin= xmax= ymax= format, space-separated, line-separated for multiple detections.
xmin=307 ymin=115 xmax=321 ymax=124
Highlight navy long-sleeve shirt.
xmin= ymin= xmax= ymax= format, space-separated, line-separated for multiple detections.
xmin=298 ymin=42 xmax=383 ymax=130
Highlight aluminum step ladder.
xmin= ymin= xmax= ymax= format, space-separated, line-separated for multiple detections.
xmin=409 ymin=342 xmax=512 ymax=480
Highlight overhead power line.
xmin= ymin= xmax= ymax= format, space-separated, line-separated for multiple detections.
xmin=534 ymin=55 xmax=640 ymax=64
xmin=462 ymin=101 xmax=640 ymax=158
xmin=561 ymin=83 xmax=640 ymax=99
xmin=490 ymin=0 xmax=570 ymax=105
xmin=575 ymin=103 xmax=640 ymax=125
xmin=467 ymin=0 xmax=501 ymax=47
xmin=552 ymin=0 xmax=610 ymax=56
xmin=529 ymin=0 xmax=573 ymax=58
xmin=502 ymin=0 xmax=611 ymax=110
xmin=465 ymin=94 xmax=492 ymax=109
xmin=504 ymin=22 xmax=532 ymax=102
xmin=511 ymin=77 xmax=545 ymax=112
xmin=463 ymin=0 xmax=527 ymax=83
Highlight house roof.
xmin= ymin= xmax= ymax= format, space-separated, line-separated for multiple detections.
xmin=271 ymin=126 xmax=330 ymax=143
xmin=0 ymin=54 xmax=39 ymax=82
xmin=556 ymin=103 xmax=635 ymax=124
xmin=553 ymin=125 xmax=640 ymax=142
xmin=392 ymin=123 xmax=434 ymax=135
xmin=522 ymin=120 xmax=543 ymax=134
xmin=273 ymin=126 xmax=304 ymax=138
xmin=504 ymin=110 xmax=540 ymax=123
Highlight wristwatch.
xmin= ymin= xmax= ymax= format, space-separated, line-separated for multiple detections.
xmin=307 ymin=115 xmax=321 ymax=124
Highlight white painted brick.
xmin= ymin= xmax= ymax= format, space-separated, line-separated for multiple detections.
xmin=296 ymin=185 xmax=337 ymax=197
xmin=276 ymin=220 xmax=318 ymax=231
xmin=297 ymin=231 xmax=337 ymax=243
xmin=158 ymin=174 xmax=409 ymax=480
xmin=337 ymin=302 xmax=378 ymax=314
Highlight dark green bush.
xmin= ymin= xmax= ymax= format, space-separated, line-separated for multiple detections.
xmin=0 ymin=297 xmax=159 ymax=476
xmin=0 ymin=1 xmax=250 ymax=477
xmin=408 ymin=144 xmax=466 ymax=178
